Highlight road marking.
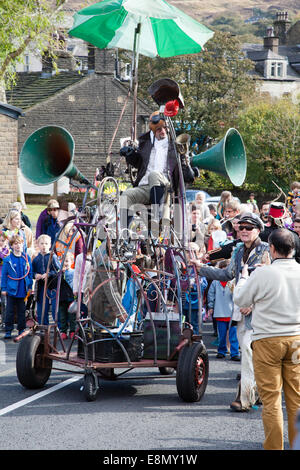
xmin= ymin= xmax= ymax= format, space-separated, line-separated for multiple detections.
xmin=0 ymin=368 xmax=16 ymax=377
xmin=0 ymin=375 xmax=81 ymax=417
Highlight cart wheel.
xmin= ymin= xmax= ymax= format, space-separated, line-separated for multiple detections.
xmin=84 ymin=372 xmax=99 ymax=402
xmin=16 ymin=334 xmax=52 ymax=389
xmin=97 ymin=177 xmax=119 ymax=225
xmin=158 ymin=367 xmax=175 ymax=375
xmin=176 ymin=342 xmax=209 ymax=402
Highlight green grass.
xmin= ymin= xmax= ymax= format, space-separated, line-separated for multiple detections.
xmin=23 ymin=204 xmax=45 ymax=228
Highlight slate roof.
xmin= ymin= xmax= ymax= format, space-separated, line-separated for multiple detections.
xmin=242 ymin=43 xmax=300 ymax=81
xmin=6 ymin=71 xmax=88 ymax=110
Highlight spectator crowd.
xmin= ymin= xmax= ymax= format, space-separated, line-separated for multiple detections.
xmin=0 ymin=179 xmax=299 ymax=451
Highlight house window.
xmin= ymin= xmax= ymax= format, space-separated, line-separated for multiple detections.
xmin=24 ymin=55 xmax=30 ymax=72
xmin=277 ymin=62 xmax=282 ymax=77
xmin=269 ymin=61 xmax=285 ymax=78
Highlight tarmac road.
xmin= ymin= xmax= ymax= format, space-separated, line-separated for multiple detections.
xmin=0 ymin=322 xmax=290 ymax=453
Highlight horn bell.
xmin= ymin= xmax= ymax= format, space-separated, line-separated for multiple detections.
xmin=191 ymin=128 xmax=247 ymax=186
xmin=19 ymin=126 xmax=90 ymax=185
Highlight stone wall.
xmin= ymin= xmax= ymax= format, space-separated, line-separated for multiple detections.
xmin=0 ymin=111 xmax=19 ymax=218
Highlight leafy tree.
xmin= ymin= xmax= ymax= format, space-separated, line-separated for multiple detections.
xmin=0 ymin=0 xmax=67 ymax=101
xmin=237 ymin=98 xmax=300 ymax=192
xmin=138 ymin=31 xmax=256 ymax=144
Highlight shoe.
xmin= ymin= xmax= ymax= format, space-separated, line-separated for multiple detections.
xmin=230 ymin=356 xmax=241 ymax=362
xmin=230 ymin=400 xmax=250 ymax=412
xmin=216 ymin=353 xmax=226 ymax=359
xmin=69 ymin=332 xmax=75 ymax=340
xmin=60 ymin=332 xmax=68 ymax=340
xmin=4 ymin=332 xmax=12 ymax=339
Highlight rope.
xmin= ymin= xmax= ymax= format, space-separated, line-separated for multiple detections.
xmin=106 ymin=88 xmax=131 ymax=163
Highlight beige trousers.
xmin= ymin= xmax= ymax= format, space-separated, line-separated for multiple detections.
xmin=252 ymin=335 xmax=300 ymax=450
xmin=121 ymin=171 xmax=171 ymax=221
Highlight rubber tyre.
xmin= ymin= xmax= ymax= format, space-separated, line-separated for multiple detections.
xmin=16 ymin=334 xmax=52 ymax=389
xmin=158 ymin=367 xmax=175 ymax=375
xmin=84 ymin=373 xmax=98 ymax=402
xmin=176 ymin=342 xmax=209 ymax=402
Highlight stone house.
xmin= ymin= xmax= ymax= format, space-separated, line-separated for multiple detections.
xmin=0 ymin=103 xmax=24 ymax=217
xmin=6 ymin=47 xmax=153 ymax=194
xmin=242 ymin=12 xmax=300 ymax=102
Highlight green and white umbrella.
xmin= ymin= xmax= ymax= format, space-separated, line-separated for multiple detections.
xmin=69 ymin=0 xmax=214 ymax=59
xmin=69 ymin=0 xmax=214 ymax=139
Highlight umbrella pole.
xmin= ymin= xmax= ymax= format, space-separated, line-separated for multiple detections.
xmin=131 ymin=22 xmax=141 ymax=142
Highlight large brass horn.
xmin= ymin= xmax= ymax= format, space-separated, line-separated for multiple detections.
xmin=19 ymin=126 xmax=91 ymax=185
xmin=191 ymin=128 xmax=247 ymax=186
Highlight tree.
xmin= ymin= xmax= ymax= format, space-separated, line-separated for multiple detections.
xmin=237 ymin=98 xmax=300 ymax=192
xmin=0 ymin=0 xmax=67 ymax=101
xmin=138 ymin=31 xmax=256 ymax=144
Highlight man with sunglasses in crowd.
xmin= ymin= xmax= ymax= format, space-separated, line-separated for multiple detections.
xmin=120 ymin=111 xmax=197 ymax=236
xmin=191 ymin=212 xmax=271 ymax=412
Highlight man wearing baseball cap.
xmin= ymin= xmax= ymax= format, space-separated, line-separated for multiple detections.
xmin=191 ymin=212 xmax=271 ymax=412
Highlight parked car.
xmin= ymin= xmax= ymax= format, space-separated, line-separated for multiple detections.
xmin=206 ymin=195 xmax=241 ymax=204
xmin=185 ymin=189 xmax=211 ymax=203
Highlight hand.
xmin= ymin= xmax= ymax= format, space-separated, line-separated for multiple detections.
xmin=207 ymin=309 xmax=214 ymax=317
xmin=189 ymin=259 xmax=203 ymax=270
xmin=240 ymin=307 xmax=252 ymax=316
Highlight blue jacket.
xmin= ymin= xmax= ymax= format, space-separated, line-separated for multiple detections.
xmin=1 ymin=252 xmax=33 ymax=297
xmin=32 ymin=252 xmax=60 ymax=296
xmin=41 ymin=215 xmax=61 ymax=245
xmin=207 ymin=280 xmax=233 ymax=319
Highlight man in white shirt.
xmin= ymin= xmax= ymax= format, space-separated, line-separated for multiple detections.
xmin=234 ymin=228 xmax=300 ymax=450
xmin=120 ymin=111 xmax=177 ymax=235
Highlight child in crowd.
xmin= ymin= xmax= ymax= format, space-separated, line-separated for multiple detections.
xmin=182 ymin=242 xmax=208 ymax=335
xmin=73 ymin=246 xmax=93 ymax=319
xmin=0 ymin=231 xmax=10 ymax=328
xmin=286 ymin=181 xmax=300 ymax=212
xmin=207 ymin=260 xmax=240 ymax=361
xmin=216 ymin=191 xmax=232 ymax=220
xmin=59 ymin=252 xmax=75 ymax=340
xmin=1 ymin=234 xmax=33 ymax=339
xmin=247 ymin=193 xmax=259 ymax=214
xmin=32 ymin=234 xmax=60 ymax=326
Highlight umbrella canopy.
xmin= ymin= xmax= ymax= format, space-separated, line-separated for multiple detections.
xmin=68 ymin=0 xmax=214 ymax=58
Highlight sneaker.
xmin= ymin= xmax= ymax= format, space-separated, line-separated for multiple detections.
xmin=4 ymin=332 xmax=12 ymax=339
xmin=60 ymin=332 xmax=68 ymax=340
xmin=230 ymin=356 xmax=241 ymax=362
xmin=69 ymin=332 xmax=75 ymax=340
xmin=216 ymin=353 xmax=226 ymax=359
xmin=230 ymin=400 xmax=250 ymax=412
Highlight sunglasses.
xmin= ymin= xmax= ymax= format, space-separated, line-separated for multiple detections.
xmin=239 ymin=225 xmax=256 ymax=231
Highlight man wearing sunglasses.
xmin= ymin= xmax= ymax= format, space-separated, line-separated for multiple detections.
xmin=192 ymin=212 xmax=271 ymax=412
xmin=120 ymin=111 xmax=197 ymax=235
xmin=119 ymin=111 xmax=175 ymax=235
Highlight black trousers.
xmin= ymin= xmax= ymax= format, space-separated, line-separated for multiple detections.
xmin=5 ymin=295 xmax=26 ymax=334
